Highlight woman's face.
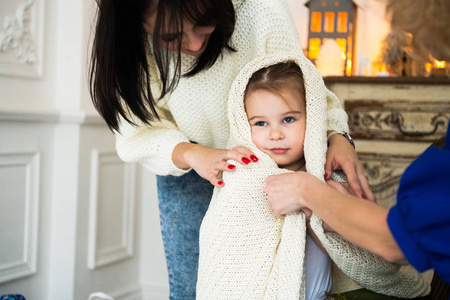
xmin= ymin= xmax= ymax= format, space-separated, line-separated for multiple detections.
xmin=143 ymin=10 xmax=216 ymax=56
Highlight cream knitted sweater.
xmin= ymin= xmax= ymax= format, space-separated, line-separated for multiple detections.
xmin=196 ymin=53 xmax=430 ymax=299
xmin=115 ymin=0 xmax=349 ymax=176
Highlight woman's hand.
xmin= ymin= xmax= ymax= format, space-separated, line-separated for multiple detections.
xmin=264 ymin=172 xmax=316 ymax=217
xmin=325 ymin=133 xmax=375 ymax=201
xmin=172 ymin=142 xmax=258 ymax=187
xmin=265 ymin=172 xmax=335 ymax=232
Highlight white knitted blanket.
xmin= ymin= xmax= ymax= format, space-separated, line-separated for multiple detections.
xmin=196 ymin=53 xmax=430 ymax=299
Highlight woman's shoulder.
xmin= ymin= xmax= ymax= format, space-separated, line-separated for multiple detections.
xmin=237 ymin=0 xmax=290 ymax=16
xmin=233 ymin=0 xmax=300 ymax=53
xmin=235 ymin=0 xmax=294 ymax=36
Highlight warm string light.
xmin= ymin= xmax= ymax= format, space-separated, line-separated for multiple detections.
xmin=346 ymin=58 xmax=352 ymax=77
xmin=346 ymin=23 xmax=353 ymax=76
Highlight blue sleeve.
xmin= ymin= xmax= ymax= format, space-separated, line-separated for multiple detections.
xmin=387 ymin=122 xmax=450 ymax=284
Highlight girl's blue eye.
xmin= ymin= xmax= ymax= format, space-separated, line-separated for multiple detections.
xmin=283 ymin=117 xmax=295 ymax=124
xmin=255 ymin=121 xmax=268 ymax=126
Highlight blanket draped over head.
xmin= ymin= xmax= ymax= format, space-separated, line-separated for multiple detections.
xmin=196 ymin=53 xmax=430 ymax=300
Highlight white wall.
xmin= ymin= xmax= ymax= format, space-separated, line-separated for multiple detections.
xmin=0 ymin=0 xmax=144 ymax=299
xmin=139 ymin=172 xmax=169 ymax=300
xmin=353 ymin=0 xmax=391 ymax=75
xmin=285 ymin=0 xmax=310 ymax=49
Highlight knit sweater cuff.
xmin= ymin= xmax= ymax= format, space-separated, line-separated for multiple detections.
xmin=116 ymin=129 xmax=192 ymax=177
xmin=148 ymin=136 xmax=192 ymax=177
xmin=327 ymin=108 xmax=350 ymax=133
xmin=157 ymin=138 xmax=192 ymax=176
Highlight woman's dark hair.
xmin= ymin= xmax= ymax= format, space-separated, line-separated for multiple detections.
xmin=89 ymin=0 xmax=236 ymax=132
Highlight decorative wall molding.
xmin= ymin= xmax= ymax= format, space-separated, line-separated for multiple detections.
xmin=346 ymin=100 xmax=450 ymax=141
xmin=358 ymin=152 xmax=416 ymax=209
xmin=0 ymin=109 xmax=104 ymax=125
xmin=0 ymin=152 xmax=40 ymax=284
xmin=0 ymin=0 xmax=44 ymax=77
xmin=1 ymin=0 xmax=36 ymax=63
xmin=87 ymin=150 xmax=136 ymax=270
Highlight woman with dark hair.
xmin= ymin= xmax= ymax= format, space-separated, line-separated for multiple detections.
xmin=89 ymin=0 xmax=373 ymax=298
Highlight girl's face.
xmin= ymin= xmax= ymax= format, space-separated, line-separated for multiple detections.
xmin=245 ymin=89 xmax=307 ymax=171
xmin=143 ymin=10 xmax=216 ymax=56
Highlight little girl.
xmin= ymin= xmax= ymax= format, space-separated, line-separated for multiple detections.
xmin=243 ymin=60 xmax=332 ymax=299
xmin=196 ymin=54 xmax=430 ymax=299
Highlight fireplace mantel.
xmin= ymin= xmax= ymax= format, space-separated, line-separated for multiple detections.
xmin=324 ymin=76 xmax=450 ymax=209
xmin=324 ymin=75 xmax=450 ymax=85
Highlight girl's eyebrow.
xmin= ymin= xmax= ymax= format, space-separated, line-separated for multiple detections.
xmin=248 ymin=111 xmax=303 ymax=121
xmin=283 ymin=110 xmax=302 ymax=115
xmin=280 ymin=111 xmax=303 ymax=117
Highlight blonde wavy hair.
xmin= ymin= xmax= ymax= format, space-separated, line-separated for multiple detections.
xmin=386 ymin=0 xmax=450 ymax=61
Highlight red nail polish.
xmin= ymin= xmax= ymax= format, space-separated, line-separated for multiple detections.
xmin=227 ymin=164 xmax=236 ymax=170
xmin=218 ymin=181 xmax=224 ymax=186
xmin=242 ymin=157 xmax=250 ymax=164
xmin=362 ymin=195 xmax=366 ymax=199
xmin=250 ymin=155 xmax=258 ymax=162
xmin=324 ymin=173 xmax=328 ymax=180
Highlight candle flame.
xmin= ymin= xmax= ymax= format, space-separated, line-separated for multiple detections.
xmin=434 ymin=60 xmax=446 ymax=68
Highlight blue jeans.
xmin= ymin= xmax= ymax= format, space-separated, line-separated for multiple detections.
xmin=157 ymin=170 xmax=213 ymax=300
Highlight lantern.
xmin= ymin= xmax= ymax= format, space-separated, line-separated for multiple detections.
xmin=305 ymin=0 xmax=357 ymax=76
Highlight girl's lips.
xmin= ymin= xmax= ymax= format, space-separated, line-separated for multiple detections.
xmin=269 ymin=148 xmax=288 ymax=154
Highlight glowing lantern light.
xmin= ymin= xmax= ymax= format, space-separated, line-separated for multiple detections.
xmin=305 ymin=0 xmax=357 ymax=76
xmin=315 ymin=39 xmax=345 ymax=76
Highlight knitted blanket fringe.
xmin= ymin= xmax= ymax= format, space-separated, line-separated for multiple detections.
xmin=196 ymin=53 xmax=430 ymax=299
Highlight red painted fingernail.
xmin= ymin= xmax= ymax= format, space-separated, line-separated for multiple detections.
xmin=324 ymin=173 xmax=328 ymax=180
xmin=227 ymin=164 xmax=236 ymax=170
xmin=242 ymin=157 xmax=251 ymax=164
xmin=250 ymin=155 xmax=258 ymax=162
xmin=218 ymin=181 xmax=224 ymax=186
xmin=362 ymin=195 xmax=366 ymax=199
